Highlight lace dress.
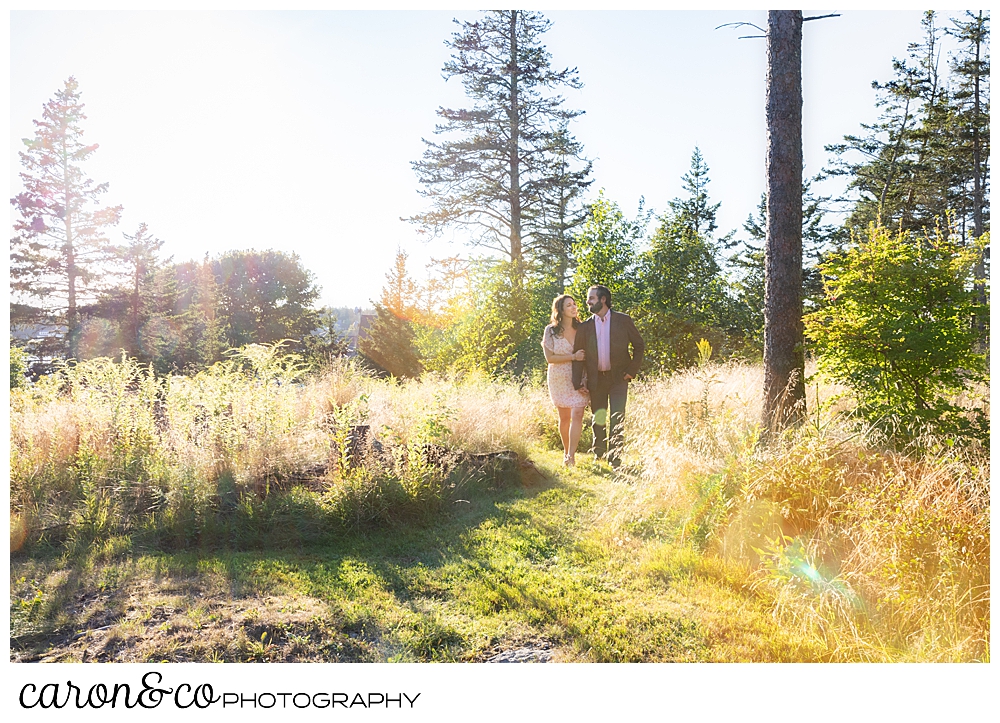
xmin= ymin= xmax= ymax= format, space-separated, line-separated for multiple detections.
xmin=544 ymin=326 xmax=590 ymax=409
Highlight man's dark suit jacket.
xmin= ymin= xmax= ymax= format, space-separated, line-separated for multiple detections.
xmin=571 ymin=310 xmax=645 ymax=392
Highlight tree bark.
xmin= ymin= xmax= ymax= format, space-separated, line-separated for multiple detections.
xmin=971 ymin=12 xmax=987 ymax=338
xmin=63 ymin=138 xmax=78 ymax=359
xmin=762 ymin=10 xmax=806 ymax=438
xmin=508 ymin=10 xmax=523 ymax=275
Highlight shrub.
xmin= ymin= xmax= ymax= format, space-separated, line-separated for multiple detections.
xmin=10 ymin=345 xmax=29 ymax=389
xmin=804 ymin=225 xmax=988 ymax=442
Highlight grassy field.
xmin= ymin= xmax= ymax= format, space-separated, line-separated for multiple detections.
xmin=10 ymin=351 xmax=990 ymax=662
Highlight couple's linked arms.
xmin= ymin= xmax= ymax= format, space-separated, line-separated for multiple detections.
xmin=541 ymin=328 xmax=586 ymax=364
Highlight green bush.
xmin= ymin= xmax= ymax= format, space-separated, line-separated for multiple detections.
xmin=805 ymin=225 xmax=988 ymax=442
xmin=10 ymin=345 xmax=29 ymax=389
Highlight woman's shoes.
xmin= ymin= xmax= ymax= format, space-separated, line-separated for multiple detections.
xmin=563 ymin=453 xmax=576 ymax=468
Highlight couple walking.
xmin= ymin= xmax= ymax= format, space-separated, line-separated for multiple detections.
xmin=542 ymin=285 xmax=645 ymax=468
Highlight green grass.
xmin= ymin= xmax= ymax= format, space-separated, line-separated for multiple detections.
xmin=11 ymin=447 xmax=824 ymax=663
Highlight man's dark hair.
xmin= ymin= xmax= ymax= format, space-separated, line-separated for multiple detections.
xmin=589 ymin=285 xmax=612 ymax=310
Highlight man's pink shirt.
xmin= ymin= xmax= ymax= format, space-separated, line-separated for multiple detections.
xmin=594 ymin=311 xmax=611 ymax=372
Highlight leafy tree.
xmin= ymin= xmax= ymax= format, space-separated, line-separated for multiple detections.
xmin=413 ymin=256 xmax=472 ymax=373
xmin=10 ymin=77 xmax=123 ymax=359
xmin=10 ymin=345 xmax=29 ymax=389
xmin=409 ymin=11 xmax=588 ymax=296
xmin=212 ymin=250 xmax=320 ymax=349
xmin=449 ymin=259 xmax=523 ymax=376
xmin=568 ymin=190 xmax=648 ymax=314
xmin=804 ymin=225 xmax=988 ymax=441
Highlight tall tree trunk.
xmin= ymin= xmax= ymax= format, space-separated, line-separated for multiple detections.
xmin=132 ymin=259 xmax=141 ymax=357
xmin=63 ymin=143 xmax=78 ymax=359
xmin=971 ymin=12 xmax=987 ymax=336
xmin=508 ymin=10 xmax=523 ymax=279
xmin=762 ymin=10 xmax=806 ymax=438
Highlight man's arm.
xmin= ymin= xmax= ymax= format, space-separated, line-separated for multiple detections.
xmin=623 ymin=315 xmax=645 ymax=380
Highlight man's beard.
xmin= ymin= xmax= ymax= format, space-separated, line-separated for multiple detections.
xmin=588 ymin=301 xmax=602 ymax=314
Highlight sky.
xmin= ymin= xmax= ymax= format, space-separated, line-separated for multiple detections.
xmin=9 ymin=8 xmax=961 ymax=308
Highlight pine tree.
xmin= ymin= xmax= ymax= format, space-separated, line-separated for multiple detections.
xmin=359 ymin=250 xmax=423 ymax=379
xmin=187 ymin=254 xmax=226 ymax=368
xmin=10 ymin=77 xmax=123 ymax=358
xmin=532 ymin=124 xmax=593 ymax=290
xmin=823 ymin=11 xmax=983 ymax=236
xmin=379 ymin=248 xmax=420 ymax=321
xmin=762 ymin=10 xmax=806 ymax=435
xmin=120 ymin=223 xmax=167 ymax=357
xmin=947 ymin=11 xmax=990 ymax=334
xmin=409 ymin=11 xmax=588 ymax=289
xmin=729 ymin=182 xmax=838 ymax=348
xmin=947 ymin=11 xmax=990 ymax=242
xmin=642 ymin=148 xmax=732 ymax=328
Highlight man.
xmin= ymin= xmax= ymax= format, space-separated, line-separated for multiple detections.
xmin=572 ymin=285 xmax=645 ymax=468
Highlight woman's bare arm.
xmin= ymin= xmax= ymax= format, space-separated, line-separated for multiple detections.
xmin=542 ymin=327 xmax=585 ymax=363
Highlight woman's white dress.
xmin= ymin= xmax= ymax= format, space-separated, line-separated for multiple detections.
xmin=544 ymin=326 xmax=590 ymax=409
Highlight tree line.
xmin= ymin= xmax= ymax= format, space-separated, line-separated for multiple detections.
xmin=364 ymin=12 xmax=988 ymax=381
xmin=11 ymin=11 xmax=990 ymax=438
xmin=9 ymin=78 xmax=357 ymax=376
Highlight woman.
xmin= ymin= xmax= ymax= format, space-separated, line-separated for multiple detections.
xmin=541 ymin=294 xmax=589 ymax=466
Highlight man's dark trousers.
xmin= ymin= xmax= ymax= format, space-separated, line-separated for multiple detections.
xmin=590 ymin=371 xmax=628 ymax=467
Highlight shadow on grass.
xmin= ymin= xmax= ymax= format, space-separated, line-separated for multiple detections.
xmin=11 ymin=464 xmax=575 ymax=662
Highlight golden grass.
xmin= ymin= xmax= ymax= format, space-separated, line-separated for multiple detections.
xmin=10 ymin=353 xmax=989 ymax=661
xmin=612 ymin=361 xmax=989 ymax=662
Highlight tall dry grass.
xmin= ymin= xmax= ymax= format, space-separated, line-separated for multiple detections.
xmin=10 ymin=350 xmax=988 ymax=660
xmin=618 ymin=361 xmax=989 ymax=662
xmin=10 ymin=350 xmax=554 ymax=551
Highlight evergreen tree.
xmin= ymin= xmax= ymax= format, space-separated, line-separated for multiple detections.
xmin=379 ymin=248 xmax=420 ymax=321
xmin=410 ymin=11 xmax=587 ymax=271
xmin=10 ymin=77 xmax=123 ymax=359
xmin=947 ymin=10 xmax=990 ymax=242
xmin=302 ymin=307 xmax=351 ymax=367
xmin=668 ymin=147 xmax=723 ymax=238
xmin=947 ymin=11 xmax=990 ymax=334
xmin=120 ymin=223 xmax=167 ymax=358
xmin=190 ymin=255 xmax=226 ymax=368
xmin=532 ymin=124 xmax=593 ymax=290
xmin=824 ymin=11 xmax=989 ymax=238
xmin=359 ymin=250 xmax=423 ymax=379
xmin=641 ymin=148 xmax=733 ymax=329
xmin=729 ymin=183 xmax=838 ymax=349
xmin=762 ymin=10 xmax=806 ymax=435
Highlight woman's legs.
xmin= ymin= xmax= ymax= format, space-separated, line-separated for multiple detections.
xmin=557 ymin=406 xmax=572 ymax=460
xmin=568 ymin=407 xmax=585 ymax=463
